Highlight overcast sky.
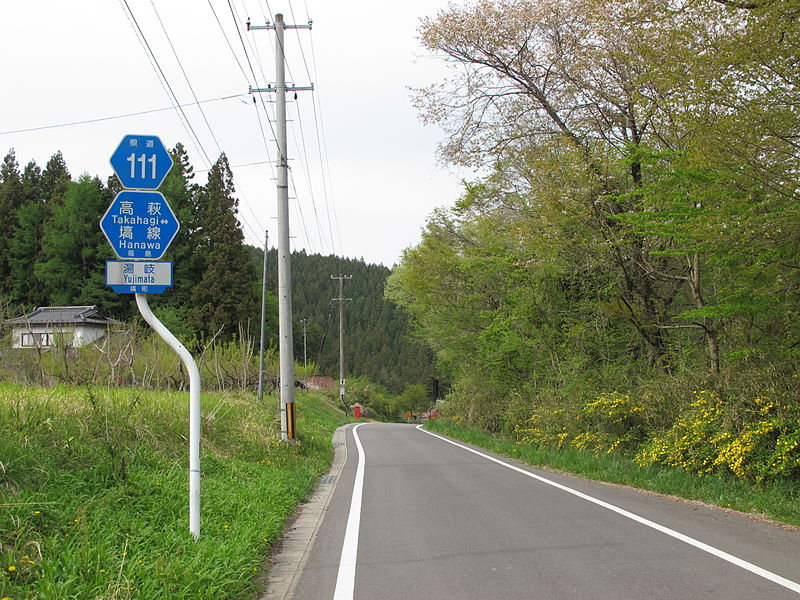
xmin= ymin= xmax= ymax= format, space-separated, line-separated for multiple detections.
xmin=0 ymin=1 xmax=471 ymax=267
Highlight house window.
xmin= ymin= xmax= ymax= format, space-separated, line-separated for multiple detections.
xmin=20 ymin=333 xmax=51 ymax=347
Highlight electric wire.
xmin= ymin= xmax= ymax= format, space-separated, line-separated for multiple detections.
xmin=288 ymin=1 xmax=314 ymax=84
xmin=0 ymin=94 xmax=247 ymax=137
xmin=204 ymin=0 xmax=281 ymax=244
xmin=306 ymin=24 xmax=345 ymax=262
xmin=288 ymin=93 xmax=327 ymax=253
xmin=150 ymin=0 xmax=224 ymax=156
xmin=207 ymin=0 xmax=252 ymax=84
xmin=226 ymin=0 xmax=278 ymax=141
xmin=289 ymin=168 xmax=313 ymax=251
xmin=131 ymin=0 xmax=266 ymax=247
xmin=237 ymin=0 xmax=272 ymax=87
xmin=223 ymin=0 xmax=295 ymax=251
xmin=119 ymin=0 xmax=213 ymax=168
xmin=149 ymin=0 xmax=267 ymax=240
xmin=238 ymin=0 xmax=319 ymax=255
xmin=268 ymin=1 xmax=326 ymax=255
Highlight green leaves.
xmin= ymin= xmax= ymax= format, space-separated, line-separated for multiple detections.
xmin=392 ymin=0 xmax=800 ymax=438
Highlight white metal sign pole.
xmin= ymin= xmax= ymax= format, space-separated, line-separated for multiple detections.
xmin=135 ymin=293 xmax=201 ymax=538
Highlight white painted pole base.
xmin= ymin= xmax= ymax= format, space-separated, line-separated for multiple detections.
xmin=135 ymin=293 xmax=201 ymax=539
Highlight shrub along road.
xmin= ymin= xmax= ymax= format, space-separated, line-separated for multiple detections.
xmin=291 ymin=423 xmax=800 ymax=600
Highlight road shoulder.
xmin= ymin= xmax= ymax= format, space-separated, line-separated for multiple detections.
xmin=258 ymin=424 xmax=350 ymax=600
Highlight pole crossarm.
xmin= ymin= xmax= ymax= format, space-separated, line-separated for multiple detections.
xmin=247 ymin=20 xmax=313 ymax=31
xmin=250 ymin=85 xmax=315 ymax=93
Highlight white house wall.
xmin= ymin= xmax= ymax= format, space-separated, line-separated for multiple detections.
xmin=11 ymin=325 xmax=108 ymax=349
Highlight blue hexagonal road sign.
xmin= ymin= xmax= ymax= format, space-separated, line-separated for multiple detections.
xmin=110 ymin=134 xmax=173 ymax=189
xmin=100 ymin=190 xmax=180 ymax=260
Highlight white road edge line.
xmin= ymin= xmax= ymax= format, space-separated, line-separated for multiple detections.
xmin=333 ymin=423 xmax=365 ymax=600
xmin=416 ymin=424 xmax=800 ymax=595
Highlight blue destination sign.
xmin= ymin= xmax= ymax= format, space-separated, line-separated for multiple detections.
xmin=100 ymin=190 xmax=180 ymax=260
xmin=106 ymin=261 xmax=173 ymax=294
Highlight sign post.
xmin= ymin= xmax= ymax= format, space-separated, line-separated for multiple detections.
xmin=102 ymin=134 xmax=201 ymax=539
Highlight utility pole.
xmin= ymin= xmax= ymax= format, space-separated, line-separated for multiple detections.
xmin=331 ymin=275 xmax=352 ymax=409
xmin=257 ymin=230 xmax=269 ymax=402
xmin=249 ymin=14 xmax=312 ymax=442
xmin=301 ymin=318 xmax=307 ymax=368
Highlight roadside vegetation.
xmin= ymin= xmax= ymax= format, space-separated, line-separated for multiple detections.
xmin=389 ymin=0 xmax=800 ymax=503
xmin=0 ymin=302 xmax=428 ymax=598
xmin=0 ymin=383 xmax=351 ymax=599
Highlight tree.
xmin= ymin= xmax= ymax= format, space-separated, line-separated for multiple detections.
xmin=187 ymin=154 xmax=257 ymax=339
xmin=35 ymin=175 xmax=122 ymax=312
xmin=0 ymin=151 xmax=25 ymax=291
xmin=415 ymin=0 xmax=686 ymax=368
xmin=39 ymin=151 xmax=71 ymax=203
xmin=155 ymin=142 xmax=202 ymax=314
xmin=388 ymin=0 xmax=800 ymax=432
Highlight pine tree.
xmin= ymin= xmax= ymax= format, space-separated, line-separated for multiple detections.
xmin=35 ymin=175 xmax=122 ymax=312
xmin=7 ymin=161 xmax=48 ymax=306
xmin=0 ymin=151 xmax=25 ymax=292
xmin=39 ymin=151 xmax=71 ymax=206
xmin=156 ymin=143 xmax=201 ymax=313
xmin=187 ymin=154 xmax=257 ymax=339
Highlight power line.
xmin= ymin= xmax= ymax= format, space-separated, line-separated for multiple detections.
xmin=288 ymin=94 xmax=327 ymax=253
xmin=0 ymin=94 xmax=247 ymax=137
xmin=149 ymin=0 xmax=224 ymax=156
xmin=146 ymin=0 xmax=266 ymax=242
xmin=306 ymin=27 xmax=345 ymax=261
xmin=289 ymin=167 xmax=313 ymax=252
xmin=207 ymin=0 xmax=251 ymax=84
xmin=119 ymin=0 xmax=213 ymax=168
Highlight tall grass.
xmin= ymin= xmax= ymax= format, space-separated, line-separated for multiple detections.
xmin=0 ymin=323 xmax=320 ymax=393
xmin=0 ymin=384 xmax=351 ymax=599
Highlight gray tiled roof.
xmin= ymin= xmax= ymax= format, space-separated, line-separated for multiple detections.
xmin=5 ymin=306 xmax=121 ymax=326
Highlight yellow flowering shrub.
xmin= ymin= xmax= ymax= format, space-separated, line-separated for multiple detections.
xmin=515 ymin=392 xmax=645 ymax=455
xmin=635 ymin=391 xmax=800 ymax=480
xmin=514 ymin=406 xmax=574 ymax=449
xmin=574 ymin=393 xmax=645 ymax=454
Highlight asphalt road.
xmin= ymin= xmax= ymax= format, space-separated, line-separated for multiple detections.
xmin=290 ymin=423 xmax=800 ymax=599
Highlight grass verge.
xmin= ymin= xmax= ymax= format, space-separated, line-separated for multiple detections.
xmin=0 ymin=383 xmax=351 ymax=599
xmin=426 ymin=418 xmax=800 ymax=528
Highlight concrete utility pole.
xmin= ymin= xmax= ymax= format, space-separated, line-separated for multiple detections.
xmin=258 ymin=230 xmax=269 ymax=402
xmin=331 ymin=275 xmax=353 ymax=407
xmin=249 ymin=13 xmax=312 ymax=442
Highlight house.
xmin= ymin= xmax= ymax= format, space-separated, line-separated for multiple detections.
xmin=5 ymin=306 xmax=121 ymax=349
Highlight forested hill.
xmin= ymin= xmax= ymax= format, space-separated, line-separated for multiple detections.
xmin=249 ymin=247 xmax=435 ymax=394
xmin=0 ymin=144 xmax=433 ymax=394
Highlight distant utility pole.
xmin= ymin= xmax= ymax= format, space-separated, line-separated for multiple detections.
xmin=249 ymin=13 xmax=313 ymax=442
xmin=258 ymin=230 xmax=269 ymax=402
xmin=300 ymin=318 xmax=307 ymax=368
xmin=331 ymin=275 xmax=353 ymax=408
